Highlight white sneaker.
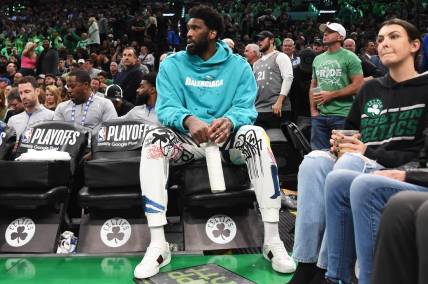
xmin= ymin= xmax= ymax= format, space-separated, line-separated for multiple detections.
xmin=134 ymin=242 xmax=171 ymax=279
xmin=263 ymin=242 xmax=296 ymax=273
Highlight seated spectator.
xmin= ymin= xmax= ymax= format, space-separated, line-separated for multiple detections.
xmin=105 ymin=84 xmax=134 ymax=117
xmin=4 ymin=88 xmax=24 ymax=123
xmin=54 ymin=69 xmax=117 ymax=128
xmin=323 ymin=19 xmax=428 ymax=284
xmin=5 ymin=62 xmax=18 ymax=85
xmin=120 ymin=72 xmax=159 ymax=125
xmin=44 ymin=73 xmax=57 ymax=86
xmin=83 ymin=59 xmax=101 ymax=79
xmin=312 ymin=39 xmax=325 ymax=55
xmin=13 ymin=73 xmax=23 ymax=86
xmin=44 ymin=85 xmax=62 ymax=111
xmin=254 ymin=31 xmax=293 ymax=129
xmin=139 ymin=45 xmax=155 ymax=71
xmin=343 ymin=38 xmax=384 ymax=81
xmin=36 ymin=74 xmax=45 ymax=88
xmin=20 ymin=42 xmax=38 ymax=76
xmin=290 ymin=19 xmax=428 ymax=284
xmin=114 ymin=47 xmax=143 ymax=105
xmin=0 ymin=89 xmax=7 ymax=121
xmin=90 ymin=78 xmax=104 ymax=97
xmin=0 ymin=77 xmax=11 ymax=91
xmin=133 ymin=6 xmax=295 ymax=280
xmin=373 ymin=180 xmax=428 ymax=284
xmin=282 ymin=38 xmax=301 ymax=67
xmin=222 ymin=38 xmax=235 ymax=51
xmin=36 ymin=39 xmax=59 ymax=76
xmin=96 ymin=71 xmax=111 ymax=92
xmin=109 ymin=61 xmax=119 ymax=81
xmin=244 ymin=43 xmax=260 ymax=68
xmin=8 ymin=76 xmax=54 ymax=139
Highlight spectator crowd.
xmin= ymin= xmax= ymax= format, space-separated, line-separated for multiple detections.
xmin=0 ymin=1 xmax=428 ymax=284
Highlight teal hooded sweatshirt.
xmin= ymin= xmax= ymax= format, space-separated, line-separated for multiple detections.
xmin=155 ymin=40 xmax=257 ymax=133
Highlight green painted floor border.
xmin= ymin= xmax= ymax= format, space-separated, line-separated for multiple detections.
xmin=0 ymin=253 xmax=293 ymax=283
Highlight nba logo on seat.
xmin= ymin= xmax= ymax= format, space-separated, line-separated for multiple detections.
xmin=21 ymin=127 xmax=34 ymax=143
xmin=98 ymin=127 xmax=107 ymax=142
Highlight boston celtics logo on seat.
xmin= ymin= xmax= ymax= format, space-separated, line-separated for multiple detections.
xmin=100 ymin=218 xmax=131 ymax=248
xmin=205 ymin=215 xmax=237 ymax=244
xmin=5 ymin=218 xmax=36 ymax=247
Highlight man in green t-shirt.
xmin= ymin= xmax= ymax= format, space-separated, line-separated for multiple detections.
xmin=309 ymin=22 xmax=364 ymax=150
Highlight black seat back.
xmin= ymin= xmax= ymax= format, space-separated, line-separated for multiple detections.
xmin=84 ymin=119 xmax=149 ymax=188
xmin=281 ymin=121 xmax=311 ymax=157
xmin=0 ymin=122 xmax=16 ymax=160
xmin=0 ymin=121 xmax=88 ymax=189
xmin=16 ymin=121 xmax=89 ymax=171
xmin=91 ymin=119 xmax=149 ymax=159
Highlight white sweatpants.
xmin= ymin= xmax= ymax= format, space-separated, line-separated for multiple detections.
xmin=139 ymin=125 xmax=281 ymax=227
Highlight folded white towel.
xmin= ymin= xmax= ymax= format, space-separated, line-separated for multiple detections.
xmin=15 ymin=149 xmax=71 ymax=161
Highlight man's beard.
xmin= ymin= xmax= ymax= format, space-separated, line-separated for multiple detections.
xmin=187 ymin=36 xmax=209 ymax=56
xmin=259 ymin=44 xmax=269 ymax=53
xmin=136 ymin=93 xmax=149 ymax=106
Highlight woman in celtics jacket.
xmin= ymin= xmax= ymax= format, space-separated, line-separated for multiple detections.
xmin=290 ymin=19 xmax=428 ymax=284
xmin=323 ymin=19 xmax=428 ymax=284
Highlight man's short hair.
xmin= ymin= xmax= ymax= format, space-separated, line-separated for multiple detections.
xmin=45 ymin=73 xmax=57 ymax=80
xmin=17 ymin=76 xmax=38 ymax=89
xmin=7 ymin=62 xmax=17 ymax=69
xmin=98 ymin=71 xmax=108 ymax=78
xmin=283 ymin=38 xmax=295 ymax=45
xmin=7 ymin=87 xmax=21 ymax=102
xmin=141 ymin=72 xmax=157 ymax=88
xmin=68 ymin=70 xmax=91 ymax=84
xmin=188 ymin=5 xmax=224 ymax=39
xmin=123 ymin=47 xmax=138 ymax=58
xmin=246 ymin=44 xmax=260 ymax=57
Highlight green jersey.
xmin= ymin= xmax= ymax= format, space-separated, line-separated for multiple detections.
xmin=312 ymin=47 xmax=363 ymax=116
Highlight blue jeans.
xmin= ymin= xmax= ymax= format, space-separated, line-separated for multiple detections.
xmin=310 ymin=115 xmax=346 ymax=150
xmin=293 ymin=152 xmax=374 ymax=269
xmin=325 ymin=168 xmax=428 ymax=284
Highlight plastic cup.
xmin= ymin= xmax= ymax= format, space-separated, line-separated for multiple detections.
xmin=333 ymin=129 xmax=360 ymax=157
xmin=311 ymin=87 xmax=322 ymax=95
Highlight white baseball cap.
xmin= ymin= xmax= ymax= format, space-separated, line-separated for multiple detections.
xmin=319 ymin=22 xmax=346 ymax=38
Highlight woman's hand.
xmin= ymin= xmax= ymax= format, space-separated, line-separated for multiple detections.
xmin=330 ymin=131 xmax=366 ymax=155
xmin=373 ymin=170 xmax=406 ymax=182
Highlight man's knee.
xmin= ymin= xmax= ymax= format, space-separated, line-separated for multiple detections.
xmin=144 ymin=127 xmax=176 ymax=145
xmin=233 ymin=125 xmax=270 ymax=156
xmin=142 ymin=127 xmax=180 ymax=159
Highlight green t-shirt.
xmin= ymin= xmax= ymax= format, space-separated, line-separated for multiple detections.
xmin=312 ymin=47 xmax=363 ymax=117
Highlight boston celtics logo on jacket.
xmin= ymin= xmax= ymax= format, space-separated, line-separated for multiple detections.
xmin=359 ymin=96 xmax=425 ymax=146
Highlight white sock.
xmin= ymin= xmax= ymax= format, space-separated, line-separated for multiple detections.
xmin=149 ymin=226 xmax=167 ymax=247
xmin=263 ymin=222 xmax=281 ymax=245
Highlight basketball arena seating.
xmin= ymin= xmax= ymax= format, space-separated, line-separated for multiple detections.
xmin=77 ymin=119 xmax=150 ymax=253
xmin=0 ymin=118 xmax=306 ymax=254
xmin=0 ymin=121 xmax=89 ymax=253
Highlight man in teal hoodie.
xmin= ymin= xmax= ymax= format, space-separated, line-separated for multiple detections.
xmin=134 ymin=5 xmax=296 ymax=279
